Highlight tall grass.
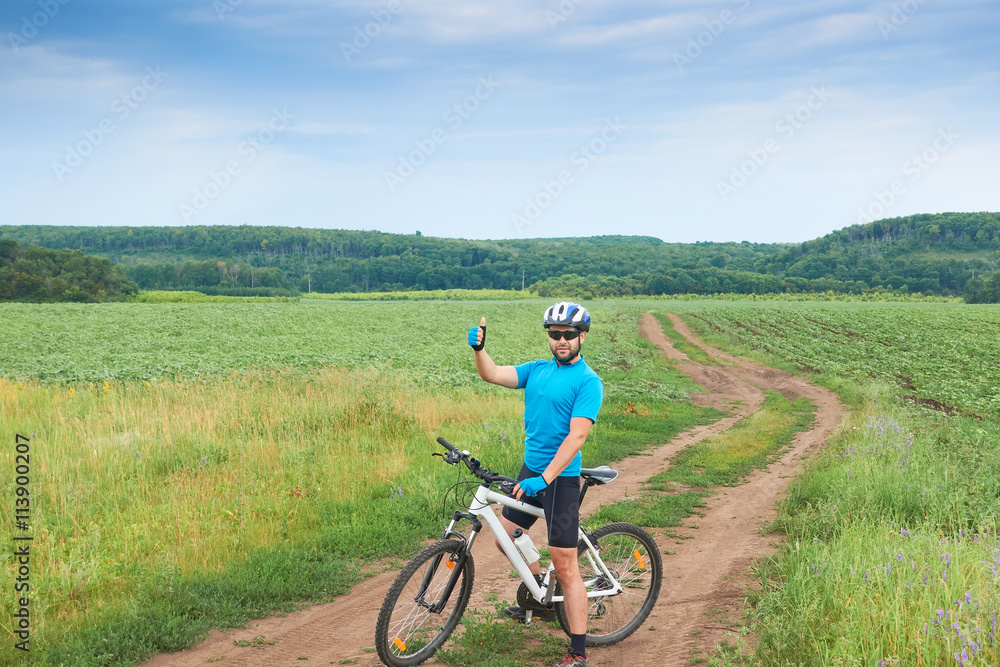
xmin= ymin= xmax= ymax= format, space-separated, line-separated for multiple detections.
xmin=750 ymin=403 xmax=1000 ymax=666
xmin=0 ymin=369 xmax=526 ymax=664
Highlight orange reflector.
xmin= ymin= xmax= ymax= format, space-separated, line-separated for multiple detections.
xmin=446 ymin=559 xmax=455 ymax=571
xmin=634 ymin=549 xmax=646 ymax=570
xmin=393 ymin=637 xmax=407 ymax=651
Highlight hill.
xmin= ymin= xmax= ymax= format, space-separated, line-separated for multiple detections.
xmin=1 ymin=211 xmax=998 ymax=296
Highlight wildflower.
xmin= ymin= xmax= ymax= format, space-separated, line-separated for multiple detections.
xmin=901 ymin=528 xmax=910 ymax=537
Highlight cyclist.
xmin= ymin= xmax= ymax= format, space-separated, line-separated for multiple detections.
xmin=467 ymin=301 xmax=603 ymax=667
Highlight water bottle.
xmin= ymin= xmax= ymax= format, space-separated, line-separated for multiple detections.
xmin=512 ymin=528 xmax=540 ymax=565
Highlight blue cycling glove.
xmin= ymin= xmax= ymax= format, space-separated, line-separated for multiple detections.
xmin=468 ymin=324 xmax=486 ymax=351
xmin=517 ymin=475 xmax=548 ymax=497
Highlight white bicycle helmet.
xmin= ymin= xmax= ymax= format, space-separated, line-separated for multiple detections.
xmin=542 ymin=301 xmax=591 ymax=332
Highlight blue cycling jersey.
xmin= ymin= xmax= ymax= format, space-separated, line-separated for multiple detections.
xmin=514 ymin=355 xmax=603 ymax=478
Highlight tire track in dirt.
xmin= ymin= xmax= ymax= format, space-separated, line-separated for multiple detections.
xmin=142 ymin=313 xmax=842 ymax=667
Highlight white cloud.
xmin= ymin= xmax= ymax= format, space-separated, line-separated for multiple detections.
xmin=0 ymin=43 xmax=130 ymax=103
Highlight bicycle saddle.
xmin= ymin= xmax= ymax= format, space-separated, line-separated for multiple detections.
xmin=580 ymin=466 xmax=618 ymax=485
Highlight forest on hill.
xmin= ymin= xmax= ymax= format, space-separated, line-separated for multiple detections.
xmin=1 ymin=211 xmax=998 ymax=298
xmin=0 ymin=238 xmax=137 ymax=302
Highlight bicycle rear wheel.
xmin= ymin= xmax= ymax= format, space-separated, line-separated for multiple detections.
xmin=555 ymin=522 xmax=662 ymax=646
xmin=375 ymin=539 xmax=474 ymax=667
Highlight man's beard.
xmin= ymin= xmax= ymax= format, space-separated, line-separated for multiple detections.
xmin=552 ymin=340 xmax=581 ymax=363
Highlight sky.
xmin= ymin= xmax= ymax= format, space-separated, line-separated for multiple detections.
xmin=1 ymin=0 xmax=998 ymax=244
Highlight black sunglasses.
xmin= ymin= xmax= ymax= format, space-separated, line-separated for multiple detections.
xmin=547 ymin=330 xmax=582 ymax=341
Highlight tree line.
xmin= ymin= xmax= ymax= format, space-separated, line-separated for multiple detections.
xmin=2 ymin=211 xmax=999 ymax=301
xmin=0 ymin=239 xmax=137 ymax=302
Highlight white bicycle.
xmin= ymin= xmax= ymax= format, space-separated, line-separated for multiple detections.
xmin=374 ymin=437 xmax=663 ymax=667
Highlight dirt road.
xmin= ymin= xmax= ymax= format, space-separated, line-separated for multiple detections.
xmin=143 ymin=313 xmax=843 ymax=667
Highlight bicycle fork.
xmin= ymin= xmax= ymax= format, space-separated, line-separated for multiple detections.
xmin=415 ymin=511 xmax=482 ymax=614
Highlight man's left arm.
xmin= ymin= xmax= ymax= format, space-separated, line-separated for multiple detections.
xmin=540 ymin=416 xmax=593 ymax=483
xmin=514 ymin=417 xmax=592 ymax=499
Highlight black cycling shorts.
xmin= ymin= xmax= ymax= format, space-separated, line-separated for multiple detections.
xmin=502 ymin=464 xmax=581 ymax=549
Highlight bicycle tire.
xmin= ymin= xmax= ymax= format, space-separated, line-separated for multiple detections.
xmin=554 ymin=522 xmax=663 ymax=646
xmin=374 ymin=539 xmax=474 ymax=667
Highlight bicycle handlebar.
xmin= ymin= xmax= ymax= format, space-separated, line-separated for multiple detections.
xmin=436 ymin=436 xmax=516 ymax=490
xmin=436 ymin=436 xmax=459 ymax=453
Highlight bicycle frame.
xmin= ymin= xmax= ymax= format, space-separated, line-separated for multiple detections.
xmin=442 ymin=483 xmax=624 ymax=607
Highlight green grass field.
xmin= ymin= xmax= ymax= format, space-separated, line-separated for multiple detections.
xmin=3 ymin=296 xmax=1000 ymax=666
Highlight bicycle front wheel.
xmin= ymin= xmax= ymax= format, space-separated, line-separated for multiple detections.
xmin=555 ymin=522 xmax=663 ymax=646
xmin=375 ymin=539 xmax=474 ymax=667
